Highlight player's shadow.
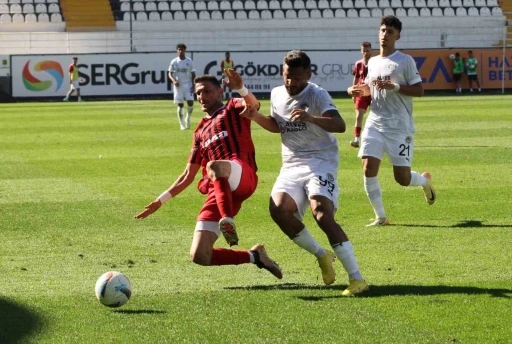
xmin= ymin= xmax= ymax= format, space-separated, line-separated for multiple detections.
xmin=393 ymin=220 xmax=512 ymax=229
xmin=0 ymin=297 xmax=44 ymax=344
xmin=226 ymin=283 xmax=511 ymax=300
xmin=113 ymin=309 xmax=167 ymax=314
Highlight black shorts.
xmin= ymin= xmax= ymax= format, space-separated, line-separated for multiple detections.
xmin=468 ymin=74 xmax=478 ymax=81
xmin=453 ymin=73 xmax=462 ymax=82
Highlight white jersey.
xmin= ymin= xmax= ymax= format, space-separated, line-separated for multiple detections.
xmin=270 ymin=82 xmax=339 ymax=169
xmin=365 ymin=51 xmax=422 ymax=134
xmin=168 ymin=57 xmax=195 ymax=87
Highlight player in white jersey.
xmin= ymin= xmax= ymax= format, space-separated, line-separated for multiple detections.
xmin=347 ymin=16 xmax=436 ymax=227
xmin=243 ymin=50 xmax=368 ymax=297
xmin=168 ymin=43 xmax=196 ymax=130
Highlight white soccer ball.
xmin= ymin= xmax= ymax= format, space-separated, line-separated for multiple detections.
xmin=449 ymin=54 xmax=455 ymax=60
xmin=95 ymin=271 xmax=132 ymax=308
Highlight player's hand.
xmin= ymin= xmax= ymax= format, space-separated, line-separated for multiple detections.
xmin=290 ymin=109 xmax=313 ymax=123
xmin=134 ymin=200 xmax=162 ymax=219
xmin=350 ymin=86 xmax=368 ymax=97
xmin=174 ymin=81 xmax=180 ymax=87
xmin=240 ymin=104 xmax=258 ymax=119
xmin=373 ymin=80 xmax=394 ymax=91
xmin=222 ymin=68 xmax=243 ymax=90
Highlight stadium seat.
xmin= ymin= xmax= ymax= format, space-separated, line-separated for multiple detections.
xmin=157 ymin=2 xmax=169 ymax=11
xmin=174 ymin=11 xmax=185 ymax=20
xmin=318 ymin=0 xmax=330 ymax=8
xmin=10 ymin=0 xmax=20 ymax=3
xmin=342 ymin=0 xmax=354 ymax=8
xmin=22 ymin=3 xmax=33 ymax=13
xmin=371 ymin=7 xmax=382 ymax=16
xmin=486 ymin=0 xmax=497 ymax=6
xmin=136 ymin=11 xmax=147 ymax=20
xmin=391 ymin=0 xmax=402 ymax=7
xmin=197 ymin=10 xmax=209 ymax=19
xmin=298 ymin=8 xmax=309 ymax=17
xmin=236 ymin=9 xmax=247 ymax=19
xmin=120 ymin=2 xmax=130 ymax=11
xmin=144 ymin=1 xmax=156 ymax=11
xmin=248 ymin=9 xmax=259 ymax=18
xmin=231 ymin=0 xmax=243 ymax=9
xmin=474 ymin=0 xmax=485 ymax=6
xmin=415 ymin=0 xmax=426 ymax=7
xmin=0 ymin=13 xmax=10 ymax=22
xmin=281 ymin=0 xmax=293 ymax=9
xmin=224 ymin=10 xmax=235 ymax=19
xmin=491 ymin=6 xmax=502 ymax=15
xmin=269 ymin=0 xmax=280 ymax=9
xmin=186 ymin=11 xmax=197 ymax=20
xmin=50 ymin=12 xmax=61 ymax=22
xmin=148 ymin=11 xmax=160 ymax=20
xmin=182 ymin=1 xmax=194 ymax=11
xmin=12 ymin=12 xmax=23 ymax=22
xmin=33 ymin=0 xmax=45 ymax=3
xmin=383 ymin=7 xmax=394 ymax=15
xmin=427 ymin=0 xmax=438 ymax=6
xmin=273 ymin=9 xmax=284 ymax=18
xmin=408 ymin=7 xmax=419 ymax=15
xmin=133 ymin=2 xmax=144 ymax=11
xmin=306 ymin=0 xmax=317 ymax=9
xmin=347 ymin=8 xmax=358 ymax=16
xmin=359 ymin=8 xmax=370 ymax=16
xmin=395 ymin=7 xmax=407 ymax=15
xmin=311 ymin=8 xmax=321 ymax=17
xmin=38 ymin=12 xmax=48 ymax=21
xmin=455 ymin=7 xmax=467 ymax=15
xmin=331 ymin=0 xmax=342 ymax=8
xmin=261 ymin=9 xmax=272 ymax=18
xmin=479 ymin=6 xmax=490 ymax=15
xmin=0 ymin=3 xmax=7 ymax=12
xmin=335 ymin=8 xmax=345 ymax=16
xmin=21 ymin=0 xmax=32 ymax=3
xmin=285 ymin=9 xmax=297 ymax=18
xmin=170 ymin=2 xmax=182 ymax=11
xmin=25 ymin=12 xmax=36 ymax=21
xmin=10 ymin=4 xmax=21 ymax=12
xmin=463 ymin=0 xmax=474 ymax=6
xmin=467 ymin=6 xmax=478 ymax=15
xmin=47 ymin=0 xmax=58 ymax=3
xmin=323 ymin=8 xmax=334 ymax=17
xmin=439 ymin=0 xmax=449 ymax=6
xmin=420 ymin=7 xmax=431 ymax=15
xmin=354 ymin=0 xmax=365 ymax=8
xmin=294 ymin=0 xmax=305 ymax=9
xmin=403 ymin=0 xmax=414 ymax=7
xmin=245 ymin=0 xmax=256 ymax=10
xmin=218 ymin=0 xmax=229 ymax=10
xmin=431 ymin=7 xmax=442 ymax=15
xmin=367 ymin=0 xmax=378 ymax=7
xmin=0 ymin=0 xmax=6 ymax=3
xmin=211 ymin=10 xmax=222 ymax=19
xmin=444 ymin=7 xmax=454 ymax=15
xmin=257 ymin=0 xmax=268 ymax=9
xmin=379 ymin=0 xmax=390 ymax=7
xmin=161 ymin=11 xmax=172 ymax=20
xmin=451 ymin=0 xmax=462 ymax=6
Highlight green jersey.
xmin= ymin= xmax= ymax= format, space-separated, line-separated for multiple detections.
xmin=453 ymin=59 xmax=464 ymax=74
xmin=466 ymin=57 xmax=477 ymax=75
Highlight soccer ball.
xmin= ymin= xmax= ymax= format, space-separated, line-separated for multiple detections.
xmin=95 ymin=271 xmax=132 ymax=308
xmin=449 ymin=54 xmax=455 ymax=60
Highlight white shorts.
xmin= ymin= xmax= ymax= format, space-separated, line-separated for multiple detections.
xmin=70 ymin=81 xmax=79 ymax=90
xmin=271 ymin=166 xmax=339 ymax=220
xmin=173 ymin=86 xmax=194 ymax=104
xmin=358 ymin=126 xmax=414 ymax=167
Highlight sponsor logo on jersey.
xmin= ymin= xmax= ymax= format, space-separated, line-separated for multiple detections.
xmin=202 ymin=130 xmax=228 ymax=148
xmin=278 ymin=121 xmax=307 ymax=133
xmin=388 ymin=63 xmax=398 ymax=71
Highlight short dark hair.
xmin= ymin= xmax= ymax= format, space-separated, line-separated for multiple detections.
xmin=468 ymin=50 xmax=473 ymax=53
xmin=361 ymin=41 xmax=372 ymax=48
xmin=176 ymin=43 xmax=187 ymax=50
xmin=380 ymin=15 xmax=402 ymax=33
xmin=72 ymin=57 xmax=78 ymax=59
xmin=194 ymin=75 xmax=221 ymax=88
xmin=283 ymin=50 xmax=311 ymax=70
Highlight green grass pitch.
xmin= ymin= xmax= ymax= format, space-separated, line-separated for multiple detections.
xmin=1 ymin=95 xmax=511 ymax=343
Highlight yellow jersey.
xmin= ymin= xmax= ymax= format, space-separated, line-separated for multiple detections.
xmin=69 ymin=64 xmax=79 ymax=81
xmin=221 ymin=59 xmax=234 ymax=75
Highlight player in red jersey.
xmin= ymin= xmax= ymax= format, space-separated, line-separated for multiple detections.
xmin=135 ymin=69 xmax=282 ymax=279
xmin=350 ymin=41 xmax=372 ymax=148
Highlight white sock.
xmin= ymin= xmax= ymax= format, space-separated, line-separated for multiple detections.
xmin=409 ymin=171 xmax=428 ymax=187
xmin=177 ymin=107 xmax=185 ymax=128
xmin=186 ymin=106 xmax=193 ymax=127
xmin=332 ymin=241 xmax=363 ymax=280
xmin=364 ymin=176 xmax=386 ymax=219
xmin=470 ymin=88 xmax=473 ymax=92
xmin=248 ymin=251 xmax=255 ymax=263
xmin=292 ymin=227 xmax=326 ymax=258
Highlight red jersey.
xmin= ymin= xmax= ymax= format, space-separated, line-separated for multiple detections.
xmin=352 ymin=59 xmax=368 ymax=86
xmin=188 ymin=98 xmax=257 ymax=175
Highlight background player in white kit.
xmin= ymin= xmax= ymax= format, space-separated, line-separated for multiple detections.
xmin=243 ymin=50 xmax=368 ymax=297
xmin=168 ymin=43 xmax=196 ymax=130
xmin=347 ymin=16 xmax=436 ymax=227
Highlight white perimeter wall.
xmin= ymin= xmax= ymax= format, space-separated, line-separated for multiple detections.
xmin=0 ymin=16 xmax=506 ymax=55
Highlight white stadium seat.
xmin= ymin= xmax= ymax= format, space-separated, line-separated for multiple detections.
xmin=186 ymin=11 xmax=197 ymax=20
xmin=198 ymin=10 xmax=209 ymax=19
xmin=371 ymin=7 xmax=382 ymax=16
xmin=285 ymin=9 xmax=296 ymax=18
xmin=211 ymin=10 xmax=222 ymax=19
xmin=354 ymin=0 xmax=366 ymax=8
xmin=311 ymin=8 xmax=322 ymax=17
xmin=22 ymin=3 xmax=33 ymax=12
xmin=491 ymin=6 xmax=502 ymax=15
xmin=133 ymin=2 xmax=144 ymax=11
xmin=367 ymin=0 xmax=378 ymax=8
xmin=0 ymin=3 xmax=7 ymax=12
xmin=395 ymin=7 xmax=406 ymax=15
xmin=195 ymin=1 xmax=206 ymax=10
xmin=182 ymin=1 xmax=194 ymax=11
xmin=403 ymin=0 xmax=414 ymax=7
xmin=47 ymin=0 xmax=58 ymax=3
xmin=145 ymin=1 xmax=157 ymax=11
xmin=207 ymin=1 xmax=218 ymax=10
xmin=439 ymin=0 xmax=449 ymax=6
xmin=318 ymin=0 xmax=330 ymax=8
xmin=161 ymin=11 xmax=172 ymax=20
xmin=306 ymin=0 xmax=317 ymax=9
xmin=383 ymin=7 xmax=394 ymax=15
xmin=427 ymin=0 xmax=438 ymax=6
xmin=10 ymin=4 xmax=21 ymax=13
xmin=273 ymin=9 xmax=284 ymax=18
xmin=474 ymin=0 xmax=485 ymax=6
xmin=34 ymin=3 xmax=45 ymax=12
xmin=294 ymin=0 xmax=305 ymax=9
xmin=235 ymin=9 xmax=247 ymax=19
xmin=431 ymin=7 xmax=443 ymax=16
xmin=467 ymin=6 xmax=478 ymax=15
xmin=269 ymin=0 xmax=280 ymax=9
xmin=359 ymin=8 xmax=370 ymax=16
xmin=479 ymin=6 xmax=490 ymax=15
xmin=245 ymin=0 xmax=256 ymax=10
xmin=148 ymin=11 xmax=160 ymax=20
xmin=261 ymin=9 xmax=272 ymax=18
xmin=444 ymin=7 xmax=455 ymax=15
xmin=0 ymin=13 xmax=11 ymax=22
xmin=379 ymin=0 xmax=390 ymax=7
xmin=416 ymin=0 xmax=426 ymax=7
xmin=224 ymin=10 xmax=235 ymax=19
xmin=391 ymin=0 xmax=401 ymax=7
xmin=232 ymin=0 xmax=244 ymax=10
xmin=0 ymin=0 xmax=6 ymax=3
xmin=257 ymin=0 xmax=268 ymax=9
xmin=248 ymin=9 xmax=259 ymax=18
xmin=50 ymin=12 xmax=61 ymax=22
xmin=342 ymin=0 xmax=354 ymax=8
xmin=335 ymin=8 xmax=345 ymax=17
xmin=347 ymin=8 xmax=358 ymax=16
xmin=12 ymin=12 xmax=23 ymax=22
xmin=22 ymin=0 xmax=33 ymax=3
xmin=136 ymin=11 xmax=147 ymax=20
xmin=420 ymin=7 xmax=431 ymax=16
xmin=323 ymin=8 xmax=334 ymax=17
xmin=463 ymin=0 xmax=474 ymax=6
xmin=219 ymin=0 xmax=230 ymax=10
xmin=330 ymin=0 xmax=342 ymax=8
xmin=25 ymin=12 xmax=37 ymax=21
xmin=408 ymin=7 xmax=419 ymax=15
xmin=486 ymin=0 xmax=497 ymax=6
xmin=451 ymin=0 xmax=462 ymax=7
xmin=170 ymin=2 xmax=182 ymax=11
xmin=10 ymin=0 xmax=21 ymax=3
xmin=174 ymin=11 xmax=185 ymax=20
xmin=120 ymin=3 xmax=130 ymax=11
xmin=298 ymin=8 xmax=309 ymax=17
xmin=456 ymin=7 xmax=467 ymax=15
xmin=38 ymin=12 xmax=48 ymax=21
xmin=157 ymin=2 xmax=169 ymax=10
xmin=34 ymin=0 xmax=45 ymax=3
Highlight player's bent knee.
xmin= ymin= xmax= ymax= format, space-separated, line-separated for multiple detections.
xmin=190 ymin=250 xmax=212 ymax=266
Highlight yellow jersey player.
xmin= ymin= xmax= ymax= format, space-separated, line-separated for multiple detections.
xmin=220 ymin=52 xmax=234 ymax=98
xmin=63 ymin=57 xmax=82 ymax=102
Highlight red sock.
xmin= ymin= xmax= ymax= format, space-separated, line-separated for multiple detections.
xmin=210 ymin=248 xmax=250 ymax=265
xmin=213 ymin=177 xmax=233 ymax=219
xmin=354 ymin=126 xmax=361 ymax=138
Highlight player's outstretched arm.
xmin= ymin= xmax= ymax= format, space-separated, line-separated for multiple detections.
xmin=222 ymin=68 xmax=259 ymax=107
xmin=348 ymin=84 xmax=370 ymax=97
xmin=240 ymin=105 xmax=280 ymax=133
xmin=134 ymin=163 xmax=200 ymax=219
